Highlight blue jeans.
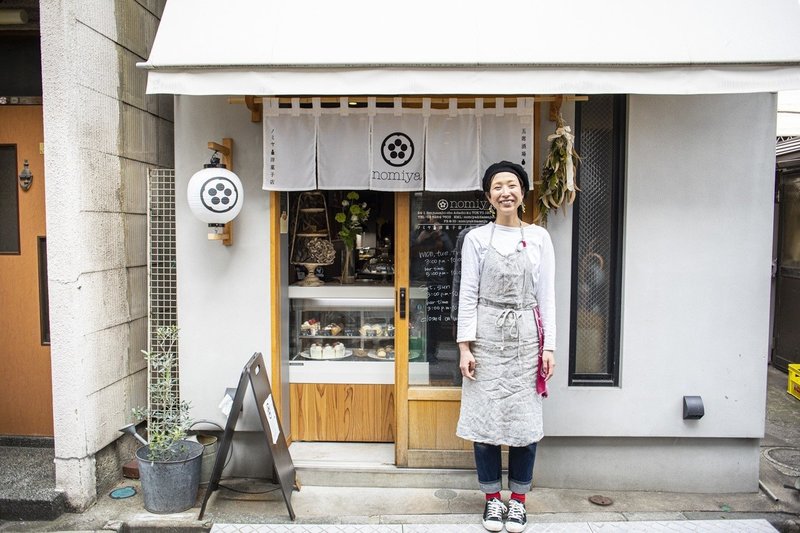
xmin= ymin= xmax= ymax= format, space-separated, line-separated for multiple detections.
xmin=474 ymin=441 xmax=537 ymax=494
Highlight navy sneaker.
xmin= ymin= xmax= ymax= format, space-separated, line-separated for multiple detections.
xmin=506 ymin=498 xmax=527 ymax=532
xmin=481 ymin=497 xmax=506 ymax=532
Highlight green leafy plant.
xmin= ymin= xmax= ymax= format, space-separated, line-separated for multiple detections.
xmin=334 ymin=191 xmax=370 ymax=249
xmin=132 ymin=325 xmax=193 ymax=461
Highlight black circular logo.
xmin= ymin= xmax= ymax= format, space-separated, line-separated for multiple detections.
xmin=380 ymin=132 xmax=414 ymax=167
xmin=200 ymin=177 xmax=239 ymax=213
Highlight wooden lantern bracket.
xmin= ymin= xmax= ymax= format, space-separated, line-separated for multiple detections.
xmin=207 ymin=137 xmax=234 ymax=246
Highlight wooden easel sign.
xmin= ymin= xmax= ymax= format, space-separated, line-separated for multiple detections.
xmin=199 ymin=352 xmax=296 ymax=520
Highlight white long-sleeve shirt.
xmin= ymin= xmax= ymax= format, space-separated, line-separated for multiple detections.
xmin=456 ymin=222 xmax=556 ymax=350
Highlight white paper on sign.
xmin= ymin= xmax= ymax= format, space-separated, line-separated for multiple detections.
xmin=218 ymin=393 xmax=233 ymax=417
xmin=479 ymin=101 xmax=534 ymax=184
xmin=370 ymin=113 xmax=425 ymax=191
xmin=263 ymin=113 xmax=317 ymax=191
xmin=263 ymin=394 xmax=280 ymax=444
xmin=426 ymin=111 xmax=479 ymax=191
xmin=318 ymin=112 xmax=370 ymax=190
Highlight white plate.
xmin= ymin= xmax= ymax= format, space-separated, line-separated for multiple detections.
xmin=298 ymin=349 xmax=352 ymax=360
xmin=367 ymin=350 xmax=395 ymax=361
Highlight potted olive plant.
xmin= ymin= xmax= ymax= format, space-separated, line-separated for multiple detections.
xmin=132 ymin=325 xmax=203 ymax=513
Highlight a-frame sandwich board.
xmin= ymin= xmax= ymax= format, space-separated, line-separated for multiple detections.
xmin=199 ymin=352 xmax=296 ymax=520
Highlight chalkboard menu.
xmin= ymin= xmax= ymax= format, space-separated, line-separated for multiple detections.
xmin=410 ymin=192 xmax=492 ymax=327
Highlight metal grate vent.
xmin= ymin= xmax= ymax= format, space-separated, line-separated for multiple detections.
xmin=147 ymin=168 xmax=178 ymax=412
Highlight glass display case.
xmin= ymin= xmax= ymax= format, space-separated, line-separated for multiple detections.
xmin=288 ymin=286 xmax=395 ymax=384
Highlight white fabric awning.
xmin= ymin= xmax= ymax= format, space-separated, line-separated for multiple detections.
xmin=141 ymin=0 xmax=800 ymax=96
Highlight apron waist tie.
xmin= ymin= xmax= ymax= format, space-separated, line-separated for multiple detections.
xmin=495 ymin=308 xmax=521 ymax=349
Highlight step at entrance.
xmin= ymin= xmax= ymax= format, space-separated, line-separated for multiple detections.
xmin=0 ymin=439 xmax=66 ymax=520
xmin=290 ymin=442 xmax=477 ymax=489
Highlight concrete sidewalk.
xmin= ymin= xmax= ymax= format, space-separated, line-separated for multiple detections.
xmin=2 ymin=478 xmax=798 ymax=532
xmin=1 ymin=366 xmax=798 ymax=532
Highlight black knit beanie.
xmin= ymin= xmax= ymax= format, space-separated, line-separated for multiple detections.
xmin=481 ymin=161 xmax=529 ymax=198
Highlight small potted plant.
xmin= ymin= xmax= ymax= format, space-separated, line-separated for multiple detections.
xmin=132 ymin=325 xmax=203 ymax=514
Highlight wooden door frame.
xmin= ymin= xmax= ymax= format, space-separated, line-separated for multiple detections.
xmin=269 ymin=191 xmax=288 ymax=440
xmin=394 ymin=192 xmax=410 ymax=465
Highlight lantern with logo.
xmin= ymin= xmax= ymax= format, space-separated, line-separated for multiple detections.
xmin=187 ymin=153 xmax=244 ymax=244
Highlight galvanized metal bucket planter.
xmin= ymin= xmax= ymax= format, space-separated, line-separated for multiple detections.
xmin=136 ymin=440 xmax=203 ymax=513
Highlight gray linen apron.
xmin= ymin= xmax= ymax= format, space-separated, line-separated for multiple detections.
xmin=456 ymin=223 xmax=543 ymax=447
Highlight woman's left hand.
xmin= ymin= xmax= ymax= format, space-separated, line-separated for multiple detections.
xmin=542 ymin=350 xmax=555 ymax=381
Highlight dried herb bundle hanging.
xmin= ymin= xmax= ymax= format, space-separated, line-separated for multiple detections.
xmin=537 ymin=115 xmax=580 ymax=225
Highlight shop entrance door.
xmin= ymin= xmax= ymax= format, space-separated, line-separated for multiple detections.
xmin=395 ymin=191 xmax=496 ymax=467
xmin=773 ymin=172 xmax=800 ymax=372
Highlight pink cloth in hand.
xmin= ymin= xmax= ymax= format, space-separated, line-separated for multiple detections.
xmin=533 ymin=306 xmax=548 ymax=398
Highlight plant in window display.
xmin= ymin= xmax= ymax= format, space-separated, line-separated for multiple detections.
xmin=335 ymin=191 xmax=370 ymax=283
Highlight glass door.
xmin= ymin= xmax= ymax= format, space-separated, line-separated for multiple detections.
xmin=408 ymin=192 xmax=493 ymax=386
xmin=396 ymin=191 xmax=493 ymax=467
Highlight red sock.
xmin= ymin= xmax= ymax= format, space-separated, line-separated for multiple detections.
xmin=510 ymin=492 xmax=526 ymax=503
xmin=486 ymin=491 xmax=501 ymax=501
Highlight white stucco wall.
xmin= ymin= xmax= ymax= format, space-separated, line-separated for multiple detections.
xmin=41 ymin=0 xmax=172 ymax=509
xmin=545 ymin=93 xmax=776 ymax=441
xmin=174 ymin=93 xmax=776 ymax=491
xmin=175 ymin=96 xmax=271 ymax=433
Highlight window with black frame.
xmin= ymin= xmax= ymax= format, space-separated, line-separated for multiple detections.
xmin=569 ymin=95 xmax=626 ymax=386
xmin=0 ymin=145 xmax=21 ymax=254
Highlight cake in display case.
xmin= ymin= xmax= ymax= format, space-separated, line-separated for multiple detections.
xmin=289 ymin=287 xmax=396 ymax=384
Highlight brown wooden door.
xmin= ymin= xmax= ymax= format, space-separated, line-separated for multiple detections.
xmin=0 ymin=106 xmax=53 ymax=436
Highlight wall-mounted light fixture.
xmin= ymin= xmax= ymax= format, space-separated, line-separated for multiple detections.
xmin=683 ymin=395 xmax=704 ymax=420
xmin=19 ymin=159 xmax=32 ymax=191
xmin=187 ymin=139 xmax=243 ymax=246
xmin=0 ymin=9 xmax=29 ymax=25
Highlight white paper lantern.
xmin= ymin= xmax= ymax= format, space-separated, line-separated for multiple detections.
xmin=187 ymin=166 xmax=244 ymax=226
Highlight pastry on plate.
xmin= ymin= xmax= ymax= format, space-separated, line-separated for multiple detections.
xmin=324 ymin=323 xmax=342 ymax=336
xmin=309 ymin=343 xmax=322 ymax=359
xmin=333 ymin=342 xmax=345 ymax=357
xmin=301 ymin=319 xmax=320 ymax=335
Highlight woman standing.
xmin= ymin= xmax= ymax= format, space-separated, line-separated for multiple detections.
xmin=456 ymin=161 xmax=556 ymax=533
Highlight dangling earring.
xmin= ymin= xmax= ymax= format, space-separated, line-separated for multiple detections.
xmin=488 ymin=205 xmax=496 ymax=217
xmin=520 ymin=202 xmax=526 ymax=214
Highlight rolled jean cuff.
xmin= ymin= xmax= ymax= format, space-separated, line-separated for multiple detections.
xmin=479 ymin=479 xmax=502 ymax=493
xmin=509 ymin=477 xmax=532 ymax=494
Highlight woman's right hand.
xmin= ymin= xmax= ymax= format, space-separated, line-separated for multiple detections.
xmin=459 ymin=343 xmax=477 ymax=381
